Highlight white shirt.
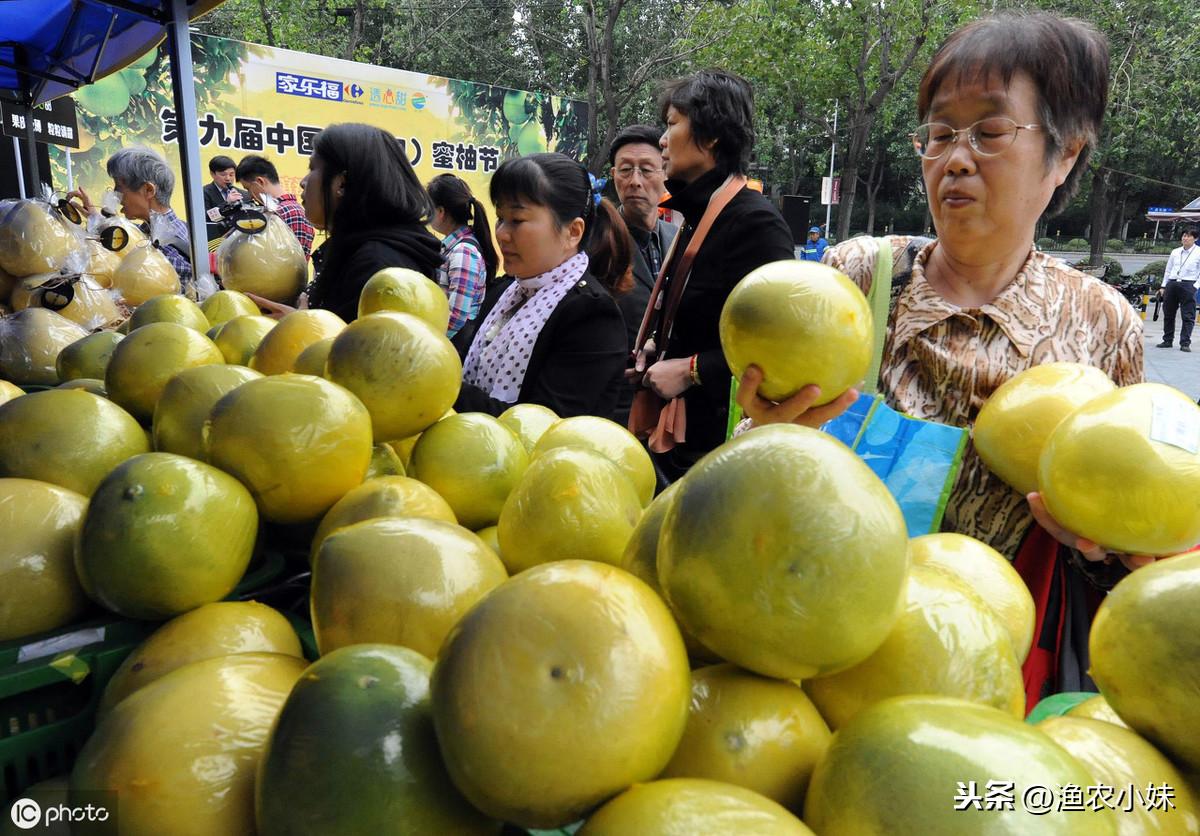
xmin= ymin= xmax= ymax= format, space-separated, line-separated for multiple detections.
xmin=1164 ymin=244 xmax=1200 ymax=288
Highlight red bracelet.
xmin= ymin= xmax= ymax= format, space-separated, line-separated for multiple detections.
xmin=689 ymin=354 xmax=701 ymax=386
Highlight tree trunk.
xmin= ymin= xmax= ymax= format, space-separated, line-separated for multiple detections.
xmin=343 ymin=0 xmax=367 ymax=62
xmin=583 ymin=1 xmax=601 ymax=171
xmin=256 ymin=0 xmax=276 ymax=47
xmin=1087 ymin=168 xmax=1113 ymax=267
xmin=835 ymin=111 xmax=870 ymax=241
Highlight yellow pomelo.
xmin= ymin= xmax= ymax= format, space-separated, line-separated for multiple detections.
xmin=358 ymin=266 xmax=451 ymax=331
xmin=291 ymin=336 xmax=333 ymax=376
xmin=659 ymin=424 xmax=909 ymax=680
xmin=56 ymin=330 xmax=123 ymax=381
xmin=805 ymin=565 xmax=1025 ymax=729
xmin=213 ymin=314 xmax=275 ymax=365
xmin=0 ymin=388 xmax=149 ymax=495
xmin=312 ymin=517 xmax=508 ymax=658
xmin=1090 ymin=552 xmax=1200 ymax=773
xmin=661 ymin=664 xmax=830 ymax=810
xmin=719 ymin=259 xmax=872 ymax=404
xmin=111 ymin=243 xmax=180 ymax=305
xmin=1038 ymin=716 xmax=1200 ymax=835
xmin=100 ymin=601 xmax=301 ymax=717
xmin=71 ymin=652 xmax=306 ymax=836
xmin=497 ymin=446 xmax=642 ymax=574
xmin=365 ymin=442 xmax=405 ymax=478
xmin=206 ymin=374 xmax=372 ymax=524
xmin=389 ymin=433 xmax=422 ymax=468
xmin=474 ymin=524 xmax=501 ymax=557
xmin=152 ymin=364 xmax=261 ymax=460
xmin=200 ymin=289 xmax=261 ymax=328
xmin=0 ymin=478 xmax=88 ymax=641
xmin=431 ymin=560 xmax=691 ymax=829
xmin=96 ymin=215 xmax=146 ymax=254
xmin=410 ymin=413 xmax=529 ymax=529
xmin=326 ymin=311 xmax=461 ymax=441
xmin=105 ymin=321 xmax=223 ymax=421
xmin=0 ymin=307 xmax=88 ymax=385
xmin=250 ymin=308 xmax=345 ymax=375
xmin=532 ymin=415 xmax=655 ymax=506
xmin=909 ymin=532 xmax=1035 ymax=663
xmin=1039 ymin=383 xmax=1200 ymax=554
xmin=3 ymin=776 xmax=71 ymax=835
xmin=498 ymin=402 xmax=560 ymax=452
xmin=580 ymin=778 xmax=814 ymax=836
xmin=128 ymin=292 xmax=210 ymax=332
xmin=0 ymin=200 xmax=76 ymax=276
xmin=806 ymin=697 xmax=1114 ymax=835
xmin=975 ymin=362 xmax=1116 ymax=495
xmin=14 ymin=275 xmax=121 ymax=329
xmin=85 ymin=237 xmax=121 ymax=287
xmin=56 ymin=377 xmax=107 ymax=395
xmin=310 ymin=475 xmax=456 ymax=563
xmin=217 ymin=214 xmax=307 ymax=303
xmin=1067 ymin=694 xmax=1128 ymax=728
xmin=0 ymin=380 xmax=23 ymax=404
xmin=256 ymin=645 xmax=500 ymax=836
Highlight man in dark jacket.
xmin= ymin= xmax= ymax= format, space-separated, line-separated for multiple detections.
xmin=202 ymin=155 xmax=250 ymax=243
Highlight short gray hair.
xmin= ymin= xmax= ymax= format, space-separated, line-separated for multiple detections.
xmin=106 ymin=145 xmax=175 ymax=203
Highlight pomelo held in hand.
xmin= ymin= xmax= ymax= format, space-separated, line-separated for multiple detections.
xmin=719 ymin=259 xmax=872 ymax=404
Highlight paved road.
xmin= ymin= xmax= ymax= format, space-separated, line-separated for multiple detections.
xmin=1141 ymin=302 xmax=1198 ymax=400
xmin=1043 ymin=251 xmax=1167 ymax=276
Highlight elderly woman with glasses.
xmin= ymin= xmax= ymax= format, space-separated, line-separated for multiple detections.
xmin=737 ymin=12 xmax=1145 ymax=703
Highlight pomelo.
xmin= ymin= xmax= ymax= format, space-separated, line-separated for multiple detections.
xmin=200 ymin=289 xmax=261 ymax=328
xmin=532 ymin=415 xmax=655 ymax=506
xmin=309 ymin=475 xmax=457 ymax=563
xmin=357 ymin=267 xmax=451 ymax=331
xmin=212 ymin=314 xmax=275 ymax=365
xmin=498 ymin=402 xmax=559 ymax=452
xmin=85 ymin=238 xmax=121 ymax=287
xmin=1067 ymin=694 xmax=1127 ymax=728
xmin=431 ymin=560 xmax=690 ymax=829
xmin=250 ymin=308 xmax=345 ymax=375
xmin=56 ymin=377 xmax=106 ymax=395
xmin=74 ymin=73 xmax=131 ymax=119
xmin=152 ymin=364 xmax=261 ymax=460
xmin=75 ymin=452 xmax=258 ymax=619
xmin=56 ymin=330 xmax=123 ymax=381
xmin=516 ymin=120 xmax=548 ymax=155
xmin=503 ymin=90 xmax=532 ymax=124
xmin=217 ymin=214 xmax=307 ymax=303
xmin=658 ymin=424 xmax=909 ymax=680
xmin=13 ymin=274 xmax=121 ymax=330
xmin=111 ymin=243 xmax=180 ymax=305
xmin=1039 ymin=383 xmax=1200 ymax=554
xmin=325 ymin=311 xmax=461 ymax=441
xmin=312 ymin=517 xmax=508 ymax=658
xmin=291 ymin=336 xmax=333 ymax=376
xmin=0 ymin=380 xmax=22 ymax=405
xmin=0 ymin=200 xmax=76 ymax=277
xmin=719 ymin=260 xmax=872 ymax=405
xmin=409 ymin=412 xmax=529 ymax=529
xmin=206 ymin=374 xmax=372 ymax=524
xmin=0 ymin=388 xmax=149 ymax=495
xmin=0 ymin=307 xmax=88 ymax=385
xmin=474 ymin=524 xmax=501 ymax=557
xmin=128 ymin=292 xmax=210 ymax=333
xmin=365 ymin=442 xmax=405 ymax=478
xmin=105 ymin=321 xmax=224 ymax=421
xmin=256 ymin=645 xmax=499 ymax=836
xmin=0 ymin=478 xmax=88 ymax=642
xmin=497 ymin=446 xmax=642 ymax=574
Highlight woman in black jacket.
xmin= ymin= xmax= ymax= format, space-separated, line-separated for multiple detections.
xmin=456 ymin=153 xmax=632 ymax=419
xmin=248 ymin=123 xmax=442 ymax=321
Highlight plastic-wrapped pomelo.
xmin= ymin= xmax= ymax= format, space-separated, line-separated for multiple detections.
xmin=250 ymin=308 xmax=345 ymax=375
xmin=105 ymin=321 xmax=224 ymax=421
xmin=365 ymin=442 xmax=405 ymax=478
xmin=661 ymin=664 xmax=830 ymax=810
xmin=1038 ymin=383 xmax=1200 ymax=554
xmin=975 ymin=362 xmax=1115 ymax=495
xmin=0 ymin=200 xmax=78 ymax=277
xmin=291 ymin=336 xmax=333 ymax=376
xmin=804 ymin=696 xmax=1112 ymax=835
xmin=326 ymin=311 xmax=461 ymax=441
xmin=431 ymin=560 xmax=690 ymax=829
xmin=206 ymin=374 xmax=372 ymax=524
xmin=96 ymin=215 xmax=147 ymax=255
xmin=56 ymin=377 xmax=106 ymax=395
xmin=200 ymin=289 xmax=261 ymax=328
xmin=99 ymin=601 xmax=301 ymax=718
xmin=805 ymin=565 xmax=1025 ymax=729
xmin=217 ymin=214 xmax=306 ymax=303
xmin=659 ymin=424 xmax=909 ymax=680
xmin=256 ymin=645 xmax=500 ymax=836
xmin=56 ymin=330 xmax=123 ymax=381
xmin=357 ymin=267 xmax=451 ymax=331
xmin=0 ymin=478 xmax=89 ymax=641
xmin=310 ymin=475 xmax=456 ymax=563
xmin=312 ymin=517 xmax=508 ymax=658
xmin=580 ymin=778 xmax=814 ymax=836
xmin=532 ymin=415 xmax=655 ymax=506
xmin=1090 ymin=551 xmax=1200 ymax=773
xmin=111 ymin=243 xmax=180 ymax=305
xmin=13 ymin=274 xmax=122 ymax=330
xmin=128 ymin=292 xmax=209 ymax=332
xmin=0 ymin=307 xmax=88 ymax=385
xmin=0 ymin=388 xmax=149 ymax=495
xmin=409 ymin=413 xmax=529 ymax=529
xmin=1038 ymin=716 xmax=1200 ymax=835
xmin=85 ymin=238 xmax=121 ymax=288
xmin=152 ymin=364 xmax=261 ymax=460
xmin=719 ymin=260 xmax=872 ymax=405
xmin=71 ymin=652 xmax=306 ymax=836
xmin=1067 ymin=694 xmax=1127 ymax=728
xmin=909 ymin=532 xmax=1035 ymax=663
xmin=497 ymin=446 xmax=642 ymax=574
xmin=213 ymin=314 xmax=275 ymax=365
xmin=75 ymin=452 xmax=258 ymax=619
xmin=498 ymin=402 xmax=560 ymax=453
xmin=0 ymin=380 xmax=23 ymax=405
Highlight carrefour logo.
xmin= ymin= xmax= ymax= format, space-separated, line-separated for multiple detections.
xmin=411 ymin=94 xmax=426 ymax=110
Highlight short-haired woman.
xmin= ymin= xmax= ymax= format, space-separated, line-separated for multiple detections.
xmin=427 ymin=173 xmax=500 ymax=347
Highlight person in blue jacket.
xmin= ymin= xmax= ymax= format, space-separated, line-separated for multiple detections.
xmin=800 ymin=226 xmax=828 ymax=261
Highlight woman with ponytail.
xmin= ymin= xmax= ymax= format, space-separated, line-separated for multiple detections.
xmin=456 ymin=152 xmax=632 ymax=419
xmin=428 ymin=174 xmax=500 ymax=345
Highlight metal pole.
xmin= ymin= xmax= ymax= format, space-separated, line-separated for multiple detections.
xmin=1154 ymin=220 xmax=1160 ymax=242
xmin=165 ymin=0 xmax=208 ymax=286
xmin=825 ymin=100 xmax=837 ymax=234
xmin=66 ymin=149 xmax=73 ymax=191
xmin=12 ymin=137 xmax=26 ymax=199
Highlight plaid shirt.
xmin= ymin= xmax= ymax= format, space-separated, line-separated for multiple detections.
xmin=144 ymin=208 xmax=193 ymax=288
xmin=274 ymin=193 xmax=315 ymax=260
xmin=437 ymin=226 xmax=487 ymax=337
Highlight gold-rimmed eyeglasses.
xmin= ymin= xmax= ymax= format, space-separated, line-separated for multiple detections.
xmin=911 ymin=117 xmax=1042 ymax=160
xmin=613 ymin=164 xmax=665 ymax=180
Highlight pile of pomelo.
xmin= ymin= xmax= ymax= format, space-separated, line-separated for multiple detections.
xmin=1 ymin=260 xmax=1199 ymax=834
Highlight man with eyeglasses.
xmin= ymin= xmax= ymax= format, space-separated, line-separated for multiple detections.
xmin=1156 ymin=228 xmax=1199 ymax=351
xmin=609 ymin=124 xmax=679 ymax=424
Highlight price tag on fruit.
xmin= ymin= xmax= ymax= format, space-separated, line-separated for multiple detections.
xmin=1150 ymin=395 xmax=1200 ymax=454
